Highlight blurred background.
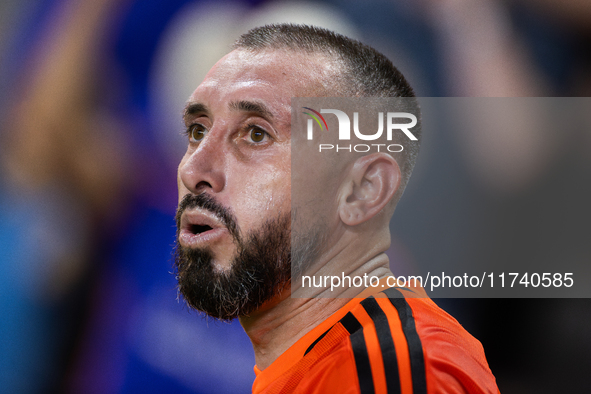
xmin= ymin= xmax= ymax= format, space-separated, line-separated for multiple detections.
xmin=1 ymin=0 xmax=590 ymax=393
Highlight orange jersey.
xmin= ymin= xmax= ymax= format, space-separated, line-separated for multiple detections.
xmin=252 ymin=284 xmax=499 ymax=394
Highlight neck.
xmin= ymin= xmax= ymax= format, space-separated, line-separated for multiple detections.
xmin=239 ymin=252 xmax=392 ymax=370
xmin=239 ymin=292 xmax=348 ymax=370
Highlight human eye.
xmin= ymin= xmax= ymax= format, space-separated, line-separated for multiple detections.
xmin=245 ymin=124 xmax=270 ymax=144
xmin=186 ymin=123 xmax=208 ymax=143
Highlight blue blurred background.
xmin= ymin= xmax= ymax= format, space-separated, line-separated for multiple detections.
xmin=1 ymin=0 xmax=591 ymax=393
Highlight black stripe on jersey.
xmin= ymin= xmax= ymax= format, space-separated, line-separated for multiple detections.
xmin=361 ymin=297 xmax=401 ymax=394
xmin=384 ymin=288 xmax=427 ymax=394
xmin=350 ymin=325 xmax=375 ymax=394
xmin=340 ymin=311 xmax=362 ymax=334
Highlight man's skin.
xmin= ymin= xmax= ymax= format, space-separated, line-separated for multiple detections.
xmin=177 ymin=48 xmax=402 ymax=370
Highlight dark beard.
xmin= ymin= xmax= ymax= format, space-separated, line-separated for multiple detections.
xmin=174 ymin=194 xmax=291 ymax=321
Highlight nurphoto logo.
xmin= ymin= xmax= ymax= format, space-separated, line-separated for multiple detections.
xmin=303 ymin=107 xmax=418 ymax=153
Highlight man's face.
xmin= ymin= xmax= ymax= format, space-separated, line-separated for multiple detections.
xmin=175 ymin=49 xmax=332 ymax=319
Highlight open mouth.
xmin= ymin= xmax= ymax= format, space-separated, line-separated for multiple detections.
xmin=178 ymin=209 xmax=228 ymax=248
xmin=190 ymin=224 xmax=213 ymax=234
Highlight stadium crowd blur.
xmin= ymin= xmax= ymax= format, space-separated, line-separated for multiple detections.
xmin=1 ymin=0 xmax=590 ymax=393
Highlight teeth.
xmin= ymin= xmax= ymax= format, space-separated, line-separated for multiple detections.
xmin=190 ymin=224 xmax=213 ymax=234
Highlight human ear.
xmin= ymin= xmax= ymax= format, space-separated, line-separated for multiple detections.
xmin=338 ymin=153 xmax=401 ymax=226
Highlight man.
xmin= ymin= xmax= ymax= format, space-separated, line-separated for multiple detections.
xmin=175 ymin=24 xmax=499 ymax=393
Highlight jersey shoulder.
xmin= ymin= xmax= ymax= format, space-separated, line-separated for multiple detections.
xmin=403 ymin=290 xmax=500 ymax=393
xmin=315 ymin=287 xmax=499 ymax=394
xmin=254 ymin=287 xmax=499 ymax=394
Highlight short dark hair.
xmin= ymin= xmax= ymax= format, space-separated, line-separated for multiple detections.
xmin=234 ymin=23 xmax=421 ymax=195
xmin=234 ymin=24 xmax=415 ymax=98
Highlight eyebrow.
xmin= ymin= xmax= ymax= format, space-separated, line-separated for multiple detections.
xmin=183 ymin=102 xmax=209 ymax=123
xmin=182 ymin=100 xmax=274 ymax=124
xmin=229 ymin=100 xmax=274 ymax=119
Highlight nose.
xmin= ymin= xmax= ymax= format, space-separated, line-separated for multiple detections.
xmin=178 ymin=131 xmax=226 ymax=195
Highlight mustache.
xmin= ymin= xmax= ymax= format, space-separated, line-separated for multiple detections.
xmin=175 ymin=193 xmax=240 ymax=242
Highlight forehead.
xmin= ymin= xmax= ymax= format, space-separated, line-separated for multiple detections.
xmin=188 ymin=49 xmax=337 ymax=114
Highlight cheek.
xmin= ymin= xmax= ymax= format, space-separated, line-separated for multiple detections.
xmin=231 ymin=156 xmax=291 ymax=226
xmin=292 ymin=161 xmax=341 ymax=228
